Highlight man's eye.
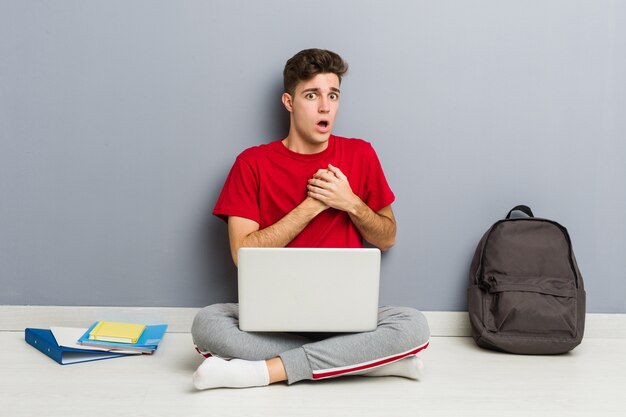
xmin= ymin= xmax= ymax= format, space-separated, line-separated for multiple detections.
xmin=330 ymin=93 xmax=339 ymax=100
xmin=306 ymin=93 xmax=317 ymax=99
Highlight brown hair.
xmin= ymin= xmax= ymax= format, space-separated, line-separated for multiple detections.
xmin=283 ymin=49 xmax=348 ymax=96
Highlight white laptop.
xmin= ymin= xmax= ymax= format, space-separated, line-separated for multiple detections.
xmin=238 ymin=247 xmax=381 ymax=332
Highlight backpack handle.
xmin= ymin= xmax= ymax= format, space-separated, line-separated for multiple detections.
xmin=506 ymin=205 xmax=534 ymax=219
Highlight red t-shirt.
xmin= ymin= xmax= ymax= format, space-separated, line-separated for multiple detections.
xmin=213 ymin=135 xmax=395 ymax=248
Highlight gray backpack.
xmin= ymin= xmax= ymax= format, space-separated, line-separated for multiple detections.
xmin=468 ymin=205 xmax=586 ymax=354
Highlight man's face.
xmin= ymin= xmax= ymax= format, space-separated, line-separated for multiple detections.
xmin=282 ymin=72 xmax=340 ymax=153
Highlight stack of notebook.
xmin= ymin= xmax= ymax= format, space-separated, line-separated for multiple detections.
xmin=77 ymin=321 xmax=167 ymax=353
xmin=25 ymin=321 xmax=168 ymax=365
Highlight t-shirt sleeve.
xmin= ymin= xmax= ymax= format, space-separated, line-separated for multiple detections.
xmin=362 ymin=143 xmax=395 ymax=212
xmin=213 ymin=154 xmax=260 ymax=224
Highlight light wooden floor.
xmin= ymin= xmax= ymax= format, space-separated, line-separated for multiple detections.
xmin=2 ymin=331 xmax=624 ymax=417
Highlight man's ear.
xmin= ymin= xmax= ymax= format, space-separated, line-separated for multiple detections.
xmin=281 ymin=92 xmax=293 ymax=113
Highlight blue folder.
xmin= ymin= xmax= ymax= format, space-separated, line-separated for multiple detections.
xmin=25 ymin=328 xmax=130 ymax=365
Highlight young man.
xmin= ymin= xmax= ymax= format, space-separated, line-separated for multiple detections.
xmin=191 ymin=49 xmax=430 ymax=390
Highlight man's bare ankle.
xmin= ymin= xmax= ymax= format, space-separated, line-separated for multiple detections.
xmin=266 ymin=357 xmax=288 ymax=384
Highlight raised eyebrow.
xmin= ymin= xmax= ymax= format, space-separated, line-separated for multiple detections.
xmin=301 ymin=87 xmax=341 ymax=95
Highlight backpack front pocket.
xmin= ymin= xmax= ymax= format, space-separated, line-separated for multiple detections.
xmin=482 ymin=275 xmax=578 ymax=338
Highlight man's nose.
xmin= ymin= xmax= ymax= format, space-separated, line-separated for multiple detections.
xmin=318 ymin=96 xmax=330 ymax=113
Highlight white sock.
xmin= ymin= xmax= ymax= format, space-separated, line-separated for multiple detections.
xmin=361 ymin=356 xmax=424 ymax=380
xmin=193 ymin=357 xmax=270 ymax=390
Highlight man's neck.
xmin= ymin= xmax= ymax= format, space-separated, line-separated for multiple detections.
xmin=281 ymin=135 xmax=330 ymax=155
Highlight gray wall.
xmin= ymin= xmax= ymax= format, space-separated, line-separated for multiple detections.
xmin=1 ymin=1 xmax=624 ymax=312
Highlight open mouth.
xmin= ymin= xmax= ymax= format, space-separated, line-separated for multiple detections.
xmin=317 ymin=121 xmax=329 ymax=128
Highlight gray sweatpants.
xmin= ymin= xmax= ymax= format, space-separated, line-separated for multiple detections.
xmin=191 ymin=303 xmax=430 ymax=384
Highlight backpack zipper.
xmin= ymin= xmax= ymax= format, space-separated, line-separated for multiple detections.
xmin=478 ymin=276 xmax=498 ymax=292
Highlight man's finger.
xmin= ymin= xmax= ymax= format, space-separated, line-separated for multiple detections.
xmin=327 ymin=164 xmax=347 ymax=180
xmin=312 ymin=171 xmax=336 ymax=183
xmin=308 ymin=178 xmax=326 ymax=188
xmin=307 ymin=183 xmax=330 ymax=195
xmin=307 ymin=189 xmax=327 ymax=202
